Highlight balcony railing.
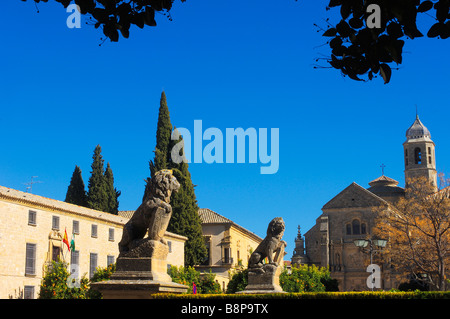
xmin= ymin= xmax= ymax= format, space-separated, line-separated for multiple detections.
xmin=221 ymin=257 xmax=233 ymax=265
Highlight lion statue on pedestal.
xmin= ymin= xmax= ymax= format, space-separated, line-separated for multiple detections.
xmin=248 ymin=217 xmax=287 ymax=271
xmin=118 ymin=169 xmax=180 ymax=256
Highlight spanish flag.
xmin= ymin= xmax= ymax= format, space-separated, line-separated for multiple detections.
xmin=63 ymin=228 xmax=71 ymax=252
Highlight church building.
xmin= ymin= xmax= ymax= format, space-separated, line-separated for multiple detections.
xmin=292 ymin=115 xmax=438 ymax=291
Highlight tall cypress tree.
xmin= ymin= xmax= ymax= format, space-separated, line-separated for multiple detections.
xmin=153 ymin=91 xmax=172 ymax=173
xmin=65 ymin=165 xmax=88 ymax=207
xmin=87 ymin=145 xmax=109 ymax=212
xmin=105 ymin=162 xmax=121 ymax=215
xmin=145 ymin=91 xmax=207 ymax=266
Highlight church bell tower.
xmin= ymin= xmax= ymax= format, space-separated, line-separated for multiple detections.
xmin=403 ymin=115 xmax=437 ymax=187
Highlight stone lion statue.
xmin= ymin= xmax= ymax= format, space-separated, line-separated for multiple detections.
xmin=248 ymin=217 xmax=287 ymax=269
xmin=118 ymin=169 xmax=180 ymax=256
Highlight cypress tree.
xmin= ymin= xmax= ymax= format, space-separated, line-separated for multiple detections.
xmin=87 ymin=145 xmax=109 ymax=212
xmin=153 ymin=91 xmax=172 ymax=174
xmin=65 ymin=165 xmax=88 ymax=207
xmin=144 ymin=91 xmax=173 ymax=199
xmin=145 ymin=92 xmax=207 ymax=266
xmin=105 ymin=162 xmax=121 ymax=215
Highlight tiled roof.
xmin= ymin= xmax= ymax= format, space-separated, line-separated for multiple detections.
xmin=198 ymin=208 xmax=263 ymax=242
xmin=0 ymin=185 xmax=128 ymax=226
xmin=198 ymin=208 xmax=233 ymax=224
xmin=368 ymin=175 xmax=399 ymax=187
xmin=0 ymin=185 xmax=187 ymax=241
xmin=118 ymin=210 xmax=135 ymax=219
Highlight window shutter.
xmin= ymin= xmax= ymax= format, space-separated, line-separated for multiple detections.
xmin=25 ymin=243 xmax=36 ymax=275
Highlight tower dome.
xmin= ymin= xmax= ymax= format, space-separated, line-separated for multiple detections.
xmin=406 ymin=115 xmax=431 ymax=140
xmin=403 ymin=114 xmax=437 ymax=188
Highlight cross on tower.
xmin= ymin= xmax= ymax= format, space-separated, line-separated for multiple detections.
xmin=380 ymin=163 xmax=386 ymax=176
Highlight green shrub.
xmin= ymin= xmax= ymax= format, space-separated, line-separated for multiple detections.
xmin=280 ymin=264 xmax=339 ymax=292
xmin=39 ymin=261 xmax=89 ymax=299
xmin=168 ymin=265 xmax=222 ymax=294
xmin=226 ymin=269 xmax=248 ymax=293
xmin=87 ymin=263 xmax=116 ymax=299
xmin=151 ymin=291 xmax=450 ymax=299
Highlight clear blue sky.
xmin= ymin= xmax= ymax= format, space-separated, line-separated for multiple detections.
xmin=1 ymin=1 xmax=449 ymax=256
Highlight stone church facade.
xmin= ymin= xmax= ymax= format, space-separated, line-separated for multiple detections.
xmin=292 ymin=115 xmax=438 ymax=291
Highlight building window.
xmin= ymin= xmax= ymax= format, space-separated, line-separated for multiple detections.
xmin=108 ymin=228 xmax=114 ymax=241
xmin=107 ymin=255 xmax=115 ymax=266
xmin=429 ymin=156 xmax=432 ymax=164
xmin=414 ymin=147 xmax=422 ymax=164
xmin=24 ymin=286 xmax=35 ymax=299
xmin=89 ymin=253 xmax=98 ymax=278
xmin=167 ymin=240 xmax=172 ymax=253
xmin=70 ymin=250 xmax=80 ymax=281
xmin=28 ymin=210 xmax=37 ymax=226
xmin=201 ymin=241 xmax=211 ymax=266
xmin=222 ymin=247 xmax=232 ymax=264
xmin=91 ymin=224 xmax=98 ymax=238
xmin=71 ymin=250 xmax=79 ymax=268
xmin=52 ymin=216 xmax=60 ymax=230
xmin=52 ymin=245 xmax=61 ymax=262
xmin=25 ymin=243 xmax=36 ymax=276
xmin=361 ymin=223 xmax=367 ymax=234
xmin=352 ymin=219 xmax=361 ymax=235
xmin=428 ymin=147 xmax=431 ymax=154
xmin=346 ymin=220 xmax=366 ymax=235
xmin=73 ymin=220 xmax=80 ymax=235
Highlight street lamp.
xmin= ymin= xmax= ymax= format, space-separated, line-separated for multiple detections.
xmin=353 ymin=238 xmax=387 ymax=291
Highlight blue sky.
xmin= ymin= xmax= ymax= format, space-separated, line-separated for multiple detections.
xmin=1 ymin=1 xmax=449 ymax=256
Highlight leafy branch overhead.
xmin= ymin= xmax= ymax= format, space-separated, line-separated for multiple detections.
xmin=26 ymin=0 xmax=449 ymax=84
xmin=27 ymin=0 xmax=184 ymax=42
xmin=320 ymin=0 xmax=450 ymax=83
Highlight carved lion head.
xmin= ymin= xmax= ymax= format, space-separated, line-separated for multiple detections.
xmin=152 ymin=169 xmax=180 ymax=202
xmin=267 ymin=217 xmax=285 ymax=238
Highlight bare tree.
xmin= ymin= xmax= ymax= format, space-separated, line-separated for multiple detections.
xmin=374 ymin=176 xmax=450 ymax=291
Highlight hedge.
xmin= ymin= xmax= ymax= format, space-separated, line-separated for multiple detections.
xmin=150 ymin=291 xmax=450 ymax=299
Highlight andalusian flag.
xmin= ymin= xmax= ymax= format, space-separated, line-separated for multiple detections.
xmin=63 ymin=228 xmax=71 ymax=251
xmin=70 ymin=232 xmax=75 ymax=251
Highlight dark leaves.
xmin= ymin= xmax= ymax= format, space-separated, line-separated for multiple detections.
xmin=323 ymin=28 xmax=337 ymax=37
xmin=322 ymin=0 xmax=449 ymax=84
xmin=30 ymin=0 xmax=175 ymax=42
xmin=417 ymin=0 xmax=433 ymax=12
xmin=428 ymin=22 xmax=445 ymax=37
xmin=380 ymin=63 xmax=392 ymax=84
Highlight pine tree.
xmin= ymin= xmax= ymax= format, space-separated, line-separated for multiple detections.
xmin=145 ymin=91 xmax=207 ymax=266
xmin=104 ymin=162 xmax=121 ymax=215
xmin=87 ymin=145 xmax=109 ymax=212
xmin=65 ymin=165 xmax=88 ymax=207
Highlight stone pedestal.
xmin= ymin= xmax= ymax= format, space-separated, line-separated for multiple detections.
xmin=237 ymin=264 xmax=286 ymax=294
xmin=91 ymin=239 xmax=188 ymax=298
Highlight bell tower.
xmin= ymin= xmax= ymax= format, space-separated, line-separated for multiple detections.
xmin=403 ymin=115 xmax=437 ymax=187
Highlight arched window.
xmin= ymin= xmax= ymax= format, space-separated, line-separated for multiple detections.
xmin=352 ymin=219 xmax=361 ymax=235
xmin=346 ymin=224 xmax=351 ymax=235
xmin=414 ymin=147 xmax=422 ymax=164
xmin=361 ymin=223 xmax=367 ymax=234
